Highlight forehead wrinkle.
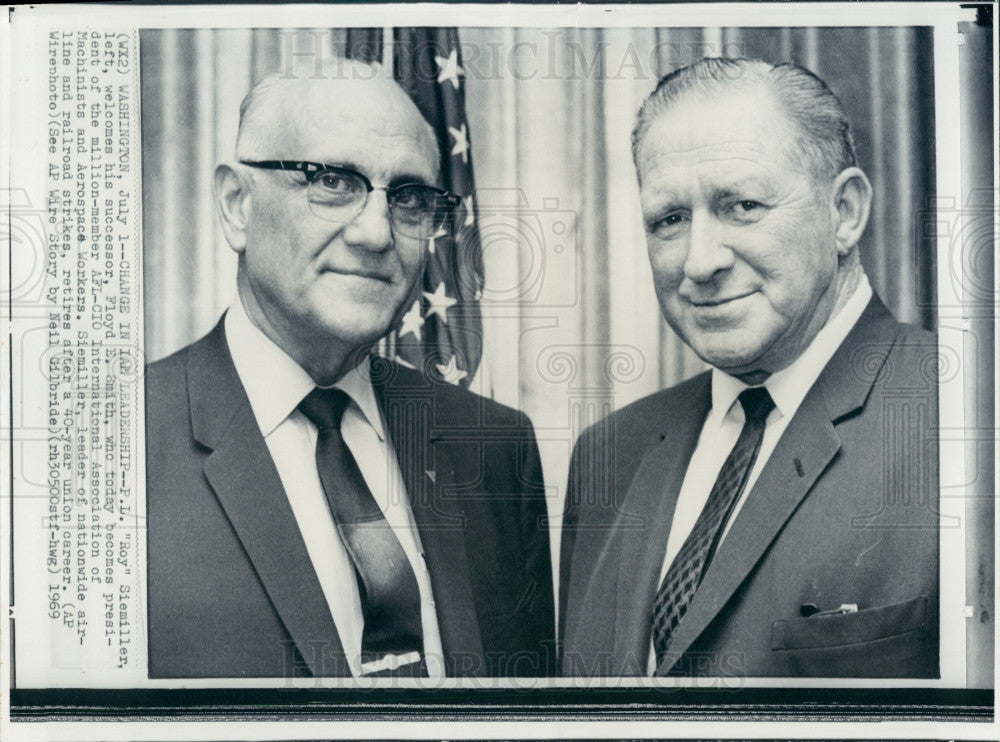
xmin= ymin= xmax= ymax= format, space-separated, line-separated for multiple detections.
xmin=640 ymin=135 xmax=781 ymax=169
xmin=308 ymin=134 xmax=438 ymax=185
xmin=638 ymin=86 xmax=804 ymax=172
xmin=640 ymin=151 xmax=779 ymax=201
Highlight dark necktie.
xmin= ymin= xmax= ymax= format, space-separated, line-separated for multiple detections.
xmin=651 ymin=386 xmax=775 ymax=673
xmin=298 ymin=387 xmax=425 ymax=674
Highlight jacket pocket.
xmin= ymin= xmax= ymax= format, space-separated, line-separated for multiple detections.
xmin=769 ymin=595 xmax=935 ymax=678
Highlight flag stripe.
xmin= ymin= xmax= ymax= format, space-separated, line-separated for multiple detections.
xmin=390 ymin=27 xmax=485 ymax=389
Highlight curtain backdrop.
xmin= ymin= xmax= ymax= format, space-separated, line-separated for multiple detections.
xmin=140 ymin=25 xmax=937 ymax=538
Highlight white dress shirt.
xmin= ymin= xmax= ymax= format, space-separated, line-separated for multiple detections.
xmin=648 ymin=277 xmax=873 ymax=673
xmin=225 ymin=298 xmax=445 ymax=677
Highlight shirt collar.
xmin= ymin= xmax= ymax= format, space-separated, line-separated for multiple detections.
xmin=710 ymin=275 xmax=873 ymax=424
xmin=326 ymin=362 xmax=386 ymax=442
xmin=225 ymin=296 xmax=385 ymax=440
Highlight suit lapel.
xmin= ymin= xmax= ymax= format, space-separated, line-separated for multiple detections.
xmin=653 ymin=391 xmax=840 ymax=673
xmin=654 ymin=296 xmax=902 ymax=674
xmin=372 ymin=359 xmax=485 ymax=672
xmin=611 ymin=374 xmax=711 ymax=673
xmin=187 ymin=320 xmax=346 ymax=676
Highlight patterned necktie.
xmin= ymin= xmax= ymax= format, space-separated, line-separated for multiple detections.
xmin=298 ymin=387 xmax=425 ymax=675
xmin=651 ymin=386 xmax=775 ymax=673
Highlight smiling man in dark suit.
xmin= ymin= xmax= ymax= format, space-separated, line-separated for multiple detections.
xmin=560 ymin=57 xmax=939 ymax=678
xmin=145 ymin=59 xmax=553 ymax=679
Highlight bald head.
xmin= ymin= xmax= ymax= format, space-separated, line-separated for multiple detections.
xmin=235 ymin=58 xmax=439 ymax=168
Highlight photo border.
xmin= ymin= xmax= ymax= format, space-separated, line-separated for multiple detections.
xmin=3 ymin=0 xmax=995 ymax=734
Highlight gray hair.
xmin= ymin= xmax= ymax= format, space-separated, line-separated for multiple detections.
xmin=632 ymin=57 xmax=857 ymax=184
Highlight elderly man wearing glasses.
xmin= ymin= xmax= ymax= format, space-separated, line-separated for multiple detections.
xmin=145 ymin=59 xmax=553 ymax=680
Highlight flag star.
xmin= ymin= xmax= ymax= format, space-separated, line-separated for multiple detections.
xmin=436 ymin=355 xmax=468 ymax=385
xmin=435 ymin=49 xmax=464 ymax=89
xmin=398 ymin=300 xmax=424 ymax=341
xmin=449 ymin=123 xmax=469 ymax=164
xmin=427 ymin=225 xmax=447 ymax=255
xmin=423 ymin=282 xmax=458 ymax=323
xmin=463 ymin=195 xmax=475 ymax=226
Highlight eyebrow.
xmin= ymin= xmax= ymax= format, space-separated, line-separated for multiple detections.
xmin=319 ymin=160 xmax=434 ymax=188
xmin=390 ymin=172 xmax=434 ymax=188
xmin=642 ymin=176 xmax=774 ymax=215
xmin=641 ymin=199 xmax=685 ymax=222
xmin=712 ymin=177 xmax=772 ymax=199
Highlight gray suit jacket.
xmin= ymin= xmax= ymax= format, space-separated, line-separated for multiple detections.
xmin=560 ymin=296 xmax=939 ymax=677
xmin=146 ymin=318 xmax=554 ymax=678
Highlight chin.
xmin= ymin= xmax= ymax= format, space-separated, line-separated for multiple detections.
xmin=311 ymin=309 xmax=394 ymax=347
xmin=691 ymin=338 xmax=766 ymax=375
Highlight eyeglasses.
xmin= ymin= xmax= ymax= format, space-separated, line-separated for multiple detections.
xmin=240 ymin=160 xmax=462 ymax=240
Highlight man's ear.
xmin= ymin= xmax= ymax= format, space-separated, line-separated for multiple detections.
xmin=830 ymin=166 xmax=873 ymax=256
xmin=214 ymin=164 xmax=252 ymax=253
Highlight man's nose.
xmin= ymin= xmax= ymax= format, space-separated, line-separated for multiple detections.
xmin=341 ymin=190 xmax=393 ymax=252
xmin=682 ymin=214 xmax=734 ymax=282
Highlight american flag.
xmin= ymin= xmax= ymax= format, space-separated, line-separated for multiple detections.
xmin=347 ymin=28 xmax=485 ymax=391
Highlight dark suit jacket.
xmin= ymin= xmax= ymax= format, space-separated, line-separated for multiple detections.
xmin=560 ymin=296 xmax=939 ymax=677
xmin=146 ymin=319 xmax=553 ymax=678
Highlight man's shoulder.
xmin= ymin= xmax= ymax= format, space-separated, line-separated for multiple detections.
xmin=145 ymin=325 xmax=224 ymax=395
xmin=144 ymin=324 xmax=233 ymax=431
xmin=893 ymin=320 xmax=937 ymax=351
xmin=885 ymin=320 xmax=938 ymax=390
xmin=145 ymin=342 xmax=192 ymax=388
xmin=372 ymin=357 xmax=532 ymax=430
xmin=142 ymin=335 xmax=220 ymax=468
xmin=848 ymin=303 xmax=937 ymax=387
xmin=144 ymin=344 xmax=195 ymax=416
xmin=575 ymin=370 xmax=711 ymax=447
xmin=850 ymin=294 xmax=937 ymax=361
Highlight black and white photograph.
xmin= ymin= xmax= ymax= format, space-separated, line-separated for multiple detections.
xmin=2 ymin=1 xmax=995 ymax=736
